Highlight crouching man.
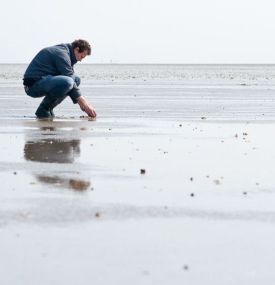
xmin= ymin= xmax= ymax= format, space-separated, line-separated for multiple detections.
xmin=23 ymin=39 xmax=96 ymax=118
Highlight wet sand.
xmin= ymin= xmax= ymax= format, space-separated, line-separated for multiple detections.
xmin=1 ymin=64 xmax=275 ymax=284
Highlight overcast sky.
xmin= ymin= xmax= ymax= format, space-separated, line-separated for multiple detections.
xmin=2 ymin=0 xmax=275 ymax=63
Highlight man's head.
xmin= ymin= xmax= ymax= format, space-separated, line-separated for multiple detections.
xmin=72 ymin=39 xmax=91 ymax=62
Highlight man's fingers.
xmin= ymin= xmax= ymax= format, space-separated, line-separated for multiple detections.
xmin=91 ymin=110 xmax=97 ymax=117
xmin=77 ymin=97 xmax=96 ymax=117
xmin=86 ymin=106 xmax=96 ymax=118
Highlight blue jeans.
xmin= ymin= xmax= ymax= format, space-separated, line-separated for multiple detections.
xmin=25 ymin=75 xmax=81 ymax=104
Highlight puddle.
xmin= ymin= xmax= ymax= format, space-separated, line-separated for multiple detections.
xmin=0 ymin=120 xmax=94 ymax=192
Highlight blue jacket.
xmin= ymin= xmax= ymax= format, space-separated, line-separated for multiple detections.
xmin=24 ymin=43 xmax=77 ymax=79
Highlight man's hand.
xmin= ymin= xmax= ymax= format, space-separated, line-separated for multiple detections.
xmin=77 ymin=96 xmax=97 ymax=118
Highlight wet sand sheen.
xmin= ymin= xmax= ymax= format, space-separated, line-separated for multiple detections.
xmin=1 ymin=65 xmax=275 ymax=285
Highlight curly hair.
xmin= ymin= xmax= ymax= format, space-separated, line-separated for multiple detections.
xmin=71 ymin=39 xmax=91 ymax=55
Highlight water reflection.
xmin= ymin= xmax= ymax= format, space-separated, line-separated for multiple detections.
xmin=24 ymin=127 xmax=91 ymax=191
xmin=24 ymin=139 xmax=80 ymax=163
xmin=36 ymin=175 xmax=91 ymax=191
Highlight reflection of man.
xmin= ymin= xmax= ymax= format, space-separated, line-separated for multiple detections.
xmin=24 ymin=138 xmax=90 ymax=191
xmin=23 ymin=39 xmax=97 ymax=118
xmin=36 ymin=175 xmax=90 ymax=191
xmin=24 ymin=139 xmax=80 ymax=164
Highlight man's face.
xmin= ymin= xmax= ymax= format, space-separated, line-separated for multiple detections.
xmin=74 ymin=48 xmax=89 ymax=62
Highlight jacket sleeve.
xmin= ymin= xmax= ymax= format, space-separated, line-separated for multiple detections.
xmin=54 ymin=50 xmax=75 ymax=77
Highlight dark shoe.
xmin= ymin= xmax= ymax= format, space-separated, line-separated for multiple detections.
xmin=35 ymin=95 xmax=67 ymax=118
xmin=35 ymin=103 xmax=52 ymax=118
xmin=48 ymin=96 xmax=67 ymax=117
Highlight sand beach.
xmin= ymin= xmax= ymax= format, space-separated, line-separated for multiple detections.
xmin=1 ymin=64 xmax=275 ymax=284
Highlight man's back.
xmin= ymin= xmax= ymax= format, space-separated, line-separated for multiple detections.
xmin=24 ymin=44 xmax=76 ymax=79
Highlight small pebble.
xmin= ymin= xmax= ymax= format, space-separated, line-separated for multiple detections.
xmin=183 ymin=265 xmax=189 ymax=270
xmin=140 ymin=169 xmax=146 ymax=174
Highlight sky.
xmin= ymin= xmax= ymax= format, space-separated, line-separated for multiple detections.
xmin=2 ymin=0 xmax=275 ymax=63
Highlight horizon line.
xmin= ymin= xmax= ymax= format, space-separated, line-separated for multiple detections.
xmin=1 ymin=62 xmax=275 ymax=65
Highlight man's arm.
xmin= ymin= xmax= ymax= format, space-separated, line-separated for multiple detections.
xmin=77 ymin=96 xmax=97 ymax=118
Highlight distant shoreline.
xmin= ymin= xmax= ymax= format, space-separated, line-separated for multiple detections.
xmin=1 ymin=63 xmax=275 ymax=66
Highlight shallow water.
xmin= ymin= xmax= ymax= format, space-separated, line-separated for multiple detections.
xmin=1 ymin=65 xmax=275 ymax=285
xmin=1 ymin=64 xmax=275 ymax=221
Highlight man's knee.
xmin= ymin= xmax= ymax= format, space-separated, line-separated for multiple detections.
xmin=61 ymin=77 xmax=75 ymax=91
